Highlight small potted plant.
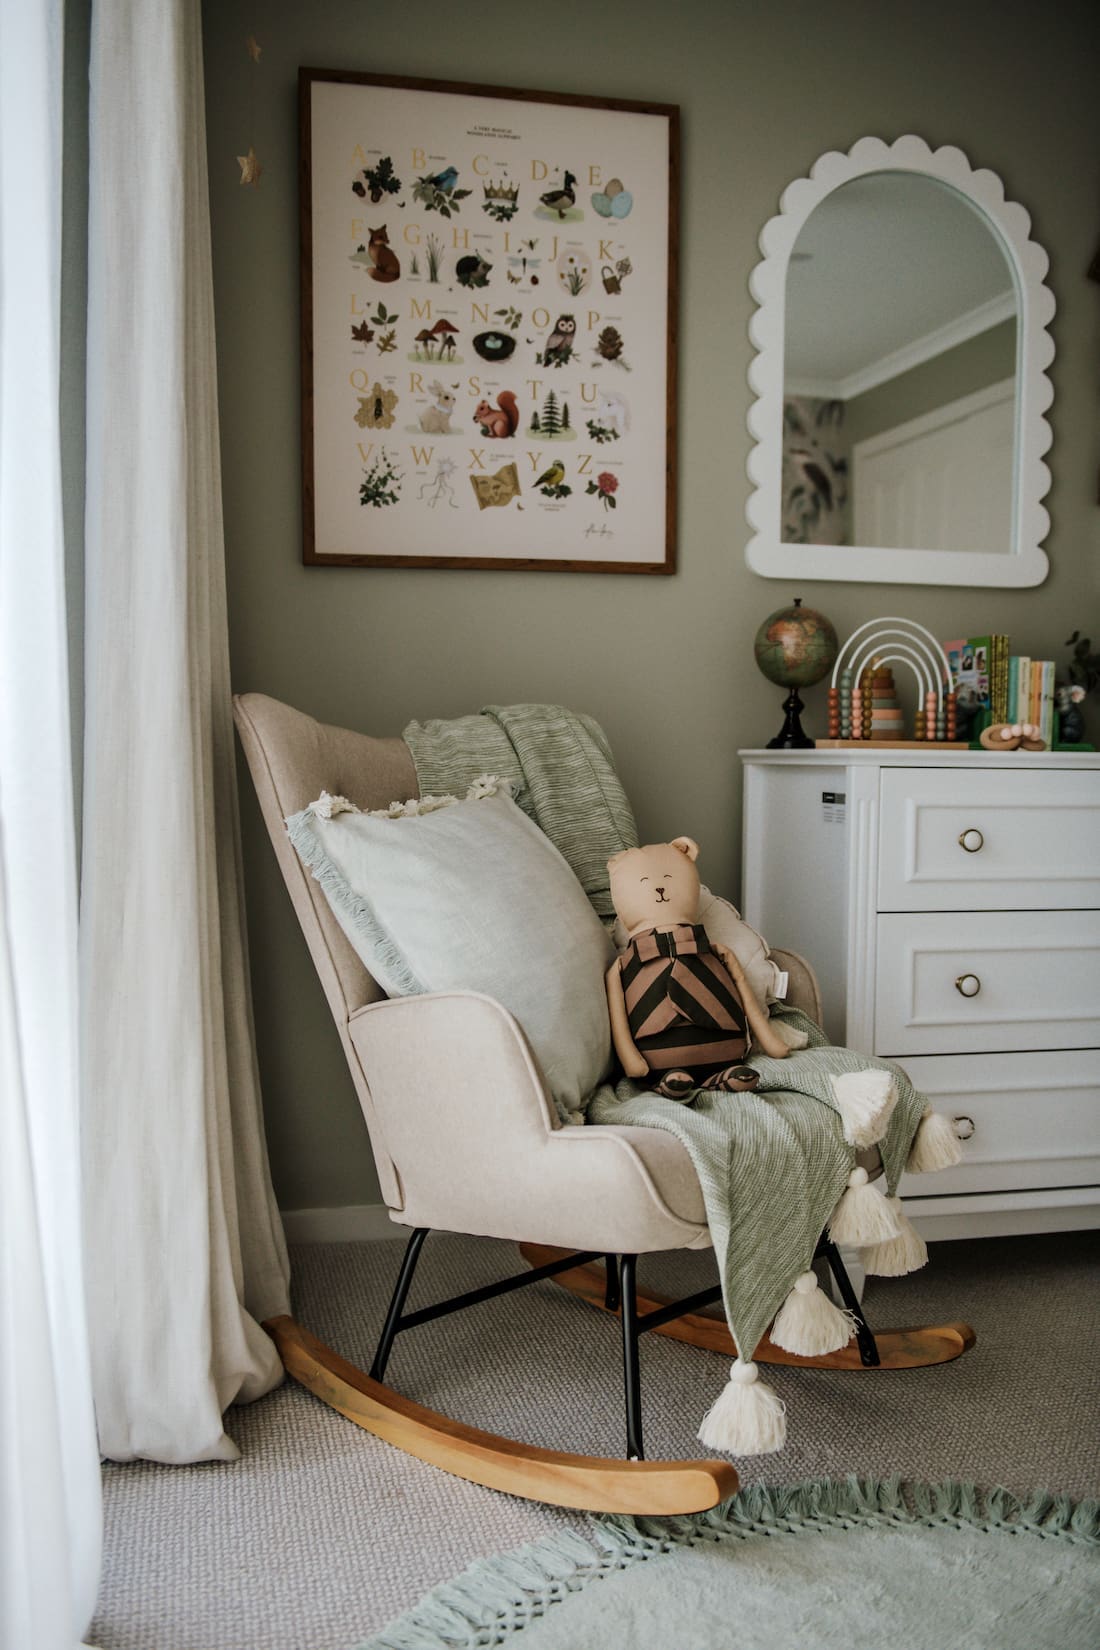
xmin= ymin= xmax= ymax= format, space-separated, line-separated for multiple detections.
xmin=1057 ymin=630 xmax=1099 ymax=744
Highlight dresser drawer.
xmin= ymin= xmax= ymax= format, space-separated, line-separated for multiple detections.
xmin=896 ymin=1050 xmax=1100 ymax=1197
xmin=877 ymin=767 xmax=1100 ymax=911
xmin=874 ymin=909 xmax=1100 ymax=1055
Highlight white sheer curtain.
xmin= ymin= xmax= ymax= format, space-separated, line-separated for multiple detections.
xmin=0 ymin=0 xmax=103 ymax=1643
xmin=81 ymin=0 xmax=291 ymax=1462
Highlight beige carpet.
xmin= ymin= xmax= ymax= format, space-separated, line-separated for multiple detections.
xmin=90 ymin=1228 xmax=1100 ymax=1650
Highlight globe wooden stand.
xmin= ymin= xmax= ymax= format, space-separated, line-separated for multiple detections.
xmin=766 ymin=687 xmax=814 ymax=748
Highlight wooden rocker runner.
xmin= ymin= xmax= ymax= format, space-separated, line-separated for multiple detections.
xmin=235 ymin=692 xmax=976 ymax=1516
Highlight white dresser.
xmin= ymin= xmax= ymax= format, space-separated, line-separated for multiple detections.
xmin=739 ymin=748 xmax=1100 ymax=1241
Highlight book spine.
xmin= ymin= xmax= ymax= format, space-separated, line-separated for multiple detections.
xmin=1040 ymin=659 xmax=1056 ymax=747
xmin=991 ymin=634 xmax=1009 ymax=723
xmin=1015 ymin=655 xmax=1031 ymax=724
xmin=1029 ymin=660 xmax=1042 ymax=728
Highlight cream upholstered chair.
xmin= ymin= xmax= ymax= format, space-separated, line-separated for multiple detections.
xmin=234 ymin=692 xmax=974 ymax=1516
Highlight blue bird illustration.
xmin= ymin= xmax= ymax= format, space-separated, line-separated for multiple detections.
xmin=421 ymin=164 xmax=459 ymax=194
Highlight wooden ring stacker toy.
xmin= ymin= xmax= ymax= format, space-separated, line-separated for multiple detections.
xmin=979 ymin=722 xmax=1046 ymax=751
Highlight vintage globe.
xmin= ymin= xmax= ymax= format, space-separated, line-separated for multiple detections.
xmin=753 ymin=598 xmax=838 ymax=689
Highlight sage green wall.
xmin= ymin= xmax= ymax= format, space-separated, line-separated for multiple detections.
xmin=201 ymin=0 xmax=1100 ymax=1214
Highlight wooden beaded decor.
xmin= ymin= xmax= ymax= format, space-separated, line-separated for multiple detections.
xmin=818 ymin=617 xmax=968 ymax=749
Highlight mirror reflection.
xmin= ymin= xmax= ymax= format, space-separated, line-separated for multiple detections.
xmin=781 ymin=172 xmax=1018 ymax=553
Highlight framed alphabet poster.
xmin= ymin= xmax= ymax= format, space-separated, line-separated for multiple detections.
xmin=300 ymin=68 xmax=679 ymax=572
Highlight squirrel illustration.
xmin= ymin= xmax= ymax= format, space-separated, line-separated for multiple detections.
xmin=366 ymin=225 xmax=400 ymax=283
xmin=473 ymin=389 xmax=520 ymax=439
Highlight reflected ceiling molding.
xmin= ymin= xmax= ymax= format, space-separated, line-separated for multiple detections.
xmin=746 ymin=135 xmax=1055 ymax=588
xmin=787 ymin=292 xmax=1018 ymax=403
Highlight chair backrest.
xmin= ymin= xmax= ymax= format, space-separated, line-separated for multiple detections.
xmin=233 ymin=692 xmax=416 ymax=1025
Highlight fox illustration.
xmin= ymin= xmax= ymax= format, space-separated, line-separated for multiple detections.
xmin=366 ymin=225 xmax=400 ymax=283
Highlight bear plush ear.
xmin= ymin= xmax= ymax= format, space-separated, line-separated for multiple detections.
xmin=670 ymin=836 xmax=700 ymax=862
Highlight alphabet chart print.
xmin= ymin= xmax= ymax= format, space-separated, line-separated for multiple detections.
xmin=302 ymin=71 xmax=678 ymax=571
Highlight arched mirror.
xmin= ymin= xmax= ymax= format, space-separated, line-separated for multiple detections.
xmin=746 ymin=137 xmax=1055 ymax=587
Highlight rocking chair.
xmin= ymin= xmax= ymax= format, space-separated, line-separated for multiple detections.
xmin=233 ymin=692 xmax=975 ymax=1516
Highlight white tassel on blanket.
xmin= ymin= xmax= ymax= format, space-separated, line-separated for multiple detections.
xmin=698 ymin=1358 xmax=786 ymax=1456
xmin=828 ymin=1166 xmax=901 ymax=1246
xmin=770 ymin=1271 xmax=855 ymax=1355
xmin=862 ymin=1196 xmax=928 ymax=1277
xmin=907 ymin=1107 xmax=964 ymax=1172
xmin=829 ymin=1069 xmax=898 ymax=1147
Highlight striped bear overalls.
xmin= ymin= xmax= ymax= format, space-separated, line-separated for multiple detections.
xmin=617 ymin=922 xmax=759 ymax=1096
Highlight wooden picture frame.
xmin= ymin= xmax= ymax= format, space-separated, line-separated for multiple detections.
xmin=300 ymin=68 xmax=679 ymax=572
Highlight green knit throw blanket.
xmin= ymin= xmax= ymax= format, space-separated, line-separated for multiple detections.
xmin=403 ymin=703 xmax=638 ymax=920
xmin=587 ymin=1010 xmax=925 ymax=1359
xmin=402 ymin=705 xmax=928 ymax=1368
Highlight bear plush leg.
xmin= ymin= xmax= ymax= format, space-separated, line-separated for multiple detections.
xmin=708 ymin=1064 xmax=761 ymax=1093
xmin=656 ymin=1071 xmax=697 ymax=1099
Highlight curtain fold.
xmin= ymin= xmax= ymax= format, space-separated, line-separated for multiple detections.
xmin=81 ymin=0 xmax=290 ymax=1463
xmin=0 ymin=0 xmax=103 ymax=1639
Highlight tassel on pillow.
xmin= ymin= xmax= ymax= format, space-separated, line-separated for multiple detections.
xmin=698 ymin=1358 xmax=786 ymax=1456
xmin=828 ymin=1166 xmax=901 ymax=1246
xmin=907 ymin=1107 xmax=964 ymax=1173
xmin=829 ymin=1069 xmax=899 ymax=1147
xmin=863 ymin=1197 xmax=928 ymax=1277
xmin=770 ymin=1271 xmax=855 ymax=1356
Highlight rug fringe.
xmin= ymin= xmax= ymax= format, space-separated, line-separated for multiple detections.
xmin=357 ymin=1478 xmax=1100 ymax=1649
xmin=616 ymin=1475 xmax=1100 ymax=1548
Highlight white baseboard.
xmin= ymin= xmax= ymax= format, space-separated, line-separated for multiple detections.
xmin=280 ymin=1202 xmax=404 ymax=1244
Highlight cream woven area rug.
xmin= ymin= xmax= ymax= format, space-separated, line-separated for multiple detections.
xmin=360 ymin=1479 xmax=1099 ymax=1650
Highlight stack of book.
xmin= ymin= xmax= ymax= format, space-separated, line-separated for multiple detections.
xmin=943 ymin=633 xmax=1057 ymax=745
xmin=943 ymin=635 xmax=1009 ymax=730
xmin=1008 ymin=655 xmax=1056 ymax=747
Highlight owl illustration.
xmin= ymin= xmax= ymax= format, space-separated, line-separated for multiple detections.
xmin=542 ymin=313 xmax=577 ymax=365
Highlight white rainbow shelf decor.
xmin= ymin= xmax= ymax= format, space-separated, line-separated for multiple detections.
xmin=820 ymin=617 xmax=965 ymax=749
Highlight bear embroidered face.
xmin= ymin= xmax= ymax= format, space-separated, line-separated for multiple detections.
xmin=607 ymin=837 xmax=701 ymax=934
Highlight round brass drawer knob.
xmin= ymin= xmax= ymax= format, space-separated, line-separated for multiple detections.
xmin=954 ymin=1116 xmax=976 ymax=1139
xmin=955 ymin=973 xmax=981 ymax=998
xmin=958 ymin=828 xmax=985 ymax=853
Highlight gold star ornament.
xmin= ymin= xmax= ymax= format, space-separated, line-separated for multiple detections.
xmin=237 ymin=146 xmax=262 ymax=187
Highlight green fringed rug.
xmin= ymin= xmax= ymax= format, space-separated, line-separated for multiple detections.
xmin=359 ymin=1479 xmax=1099 ymax=1650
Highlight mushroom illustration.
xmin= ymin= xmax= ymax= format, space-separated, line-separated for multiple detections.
xmin=431 ymin=318 xmax=460 ymax=359
xmin=414 ymin=327 xmax=436 ymax=359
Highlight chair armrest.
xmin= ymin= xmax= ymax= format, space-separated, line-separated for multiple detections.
xmin=347 ymin=991 xmax=563 ymax=1228
xmin=347 ymin=990 xmax=713 ymax=1251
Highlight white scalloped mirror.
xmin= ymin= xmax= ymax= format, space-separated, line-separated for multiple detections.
xmin=746 ymin=136 xmax=1054 ymax=586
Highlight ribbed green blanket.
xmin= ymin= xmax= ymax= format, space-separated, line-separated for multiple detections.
xmin=403 ymin=706 xmax=927 ymax=1380
xmin=404 ymin=703 xmax=637 ymax=920
xmin=587 ymin=1011 xmax=925 ymax=1360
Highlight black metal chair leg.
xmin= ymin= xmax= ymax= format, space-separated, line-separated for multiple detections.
xmin=369 ymin=1226 xmax=429 ymax=1381
xmin=820 ymin=1238 xmax=881 ymax=1367
xmin=604 ymin=1255 xmax=622 ymax=1314
xmin=619 ymin=1254 xmax=645 ymax=1460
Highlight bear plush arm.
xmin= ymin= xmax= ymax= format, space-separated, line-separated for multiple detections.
xmin=605 ymin=958 xmax=651 ymax=1080
xmin=712 ymin=942 xmax=792 ymax=1060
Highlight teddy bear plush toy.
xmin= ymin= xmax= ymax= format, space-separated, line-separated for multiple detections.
xmin=605 ymin=836 xmax=793 ymax=1097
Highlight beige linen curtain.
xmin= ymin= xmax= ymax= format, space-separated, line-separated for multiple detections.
xmin=81 ymin=0 xmax=290 ymax=1462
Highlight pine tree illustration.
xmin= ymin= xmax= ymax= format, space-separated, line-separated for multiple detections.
xmin=529 ymin=410 xmax=541 ymax=432
xmin=541 ymin=390 xmax=561 ymax=437
xmin=561 ymin=402 xmax=571 ymax=430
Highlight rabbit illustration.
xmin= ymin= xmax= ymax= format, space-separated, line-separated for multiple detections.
xmin=598 ymin=391 xmax=629 ymax=437
xmin=418 ymin=381 xmax=456 ymax=434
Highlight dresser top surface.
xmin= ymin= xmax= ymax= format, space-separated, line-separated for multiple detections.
xmin=739 ymin=748 xmax=1100 ymax=769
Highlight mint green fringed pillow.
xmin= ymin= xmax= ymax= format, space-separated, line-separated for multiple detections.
xmin=286 ymin=781 xmax=615 ymax=1122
